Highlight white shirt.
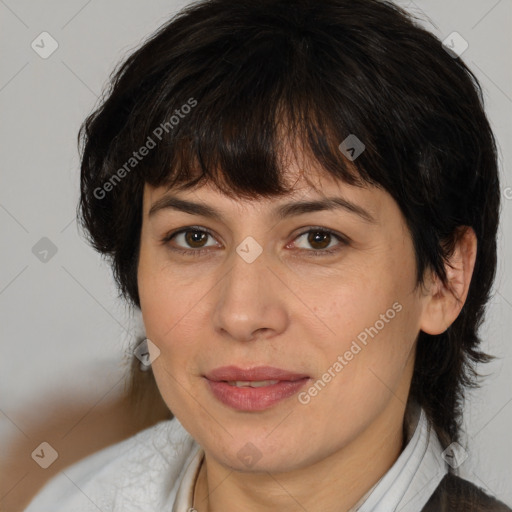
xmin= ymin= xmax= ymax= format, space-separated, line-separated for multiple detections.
xmin=25 ymin=401 xmax=449 ymax=512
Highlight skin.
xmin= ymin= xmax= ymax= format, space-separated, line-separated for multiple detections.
xmin=137 ymin=154 xmax=477 ymax=512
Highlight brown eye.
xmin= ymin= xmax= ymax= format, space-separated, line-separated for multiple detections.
xmin=306 ymin=231 xmax=332 ymax=250
xmin=161 ymin=227 xmax=219 ymax=256
xmin=293 ymin=228 xmax=348 ymax=255
xmin=183 ymin=230 xmax=209 ymax=248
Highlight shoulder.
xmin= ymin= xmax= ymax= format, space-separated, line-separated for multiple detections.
xmin=24 ymin=417 xmax=199 ymax=512
xmin=422 ymin=473 xmax=512 ymax=512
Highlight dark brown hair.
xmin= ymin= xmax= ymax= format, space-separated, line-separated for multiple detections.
xmin=77 ymin=0 xmax=500 ymax=453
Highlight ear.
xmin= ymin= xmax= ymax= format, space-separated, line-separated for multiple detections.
xmin=419 ymin=226 xmax=477 ymax=335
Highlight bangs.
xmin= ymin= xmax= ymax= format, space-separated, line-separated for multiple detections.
xmin=158 ymin=98 xmax=370 ymax=200
xmin=104 ymin=13 xmax=381 ymax=201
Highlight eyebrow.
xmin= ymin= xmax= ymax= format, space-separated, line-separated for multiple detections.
xmin=148 ymin=195 xmax=376 ymax=224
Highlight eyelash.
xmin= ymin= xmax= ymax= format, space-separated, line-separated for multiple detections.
xmin=160 ymin=226 xmax=349 ymax=258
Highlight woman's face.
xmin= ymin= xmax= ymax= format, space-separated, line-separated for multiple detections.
xmin=137 ymin=161 xmax=431 ymax=473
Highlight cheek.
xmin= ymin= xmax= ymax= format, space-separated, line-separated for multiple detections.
xmin=310 ymin=257 xmax=419 ymax=398
xmin=299 ymin=306 xmax=416 ymax=441
xmin=137 ymin=259 xmax=219 ymax=405
xmin=138 ymin=244 xmax=198 ymax=339
xmin=140 ymin=282 xmax=203 ymax=358
xmin=139 ymin=268 xmax=204 ymax=414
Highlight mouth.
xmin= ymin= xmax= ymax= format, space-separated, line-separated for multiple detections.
xmin=204 ymin=366 xmax=310 ymax=411
xmin=225 ymin=379 xmax=282 ymax=387
xmin=205 ymin=365 xmax=310 ymax=382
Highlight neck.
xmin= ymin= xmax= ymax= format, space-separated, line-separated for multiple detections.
xmin=193 ymin=399 xmax=408 ymax=512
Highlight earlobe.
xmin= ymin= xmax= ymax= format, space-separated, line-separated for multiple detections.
xmin=419 ymin=227 xmax=478 ymax=335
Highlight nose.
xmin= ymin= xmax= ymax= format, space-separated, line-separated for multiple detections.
xmin=212 ymin=247 xmax=289 ymax=343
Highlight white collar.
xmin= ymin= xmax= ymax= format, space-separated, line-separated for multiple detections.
xmin=172 ymin=401 xmax=448 ymax=512
xmin=356 ymin=401 xmax=448 ymax=511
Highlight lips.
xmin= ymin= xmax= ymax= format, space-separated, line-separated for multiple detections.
xmin=204 ymin=366 xmax=310 ymax=411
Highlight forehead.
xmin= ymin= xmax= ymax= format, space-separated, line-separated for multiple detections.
xmin=143 ymin=162 xmax=383 ymax=220
xmin=144 ymin=164 xmax=394 ymax=232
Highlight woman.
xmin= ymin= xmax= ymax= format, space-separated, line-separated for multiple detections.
xmin=25 ymin=0 xmax=511 ymax=510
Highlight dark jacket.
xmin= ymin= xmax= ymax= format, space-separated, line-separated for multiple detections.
xmin=421 ymin=473 xmax=511 ymax=511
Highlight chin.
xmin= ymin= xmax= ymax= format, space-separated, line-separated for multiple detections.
xmin=203 ymin=435 xmax=315 ymax=474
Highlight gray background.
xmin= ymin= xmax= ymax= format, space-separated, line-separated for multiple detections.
xmin=1 ymin=0 xmax=511 ymax=509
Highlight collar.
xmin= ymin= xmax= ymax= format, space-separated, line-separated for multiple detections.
xmin=172 ymin=442 xmax=204 ymax=512
xmin=356 ymin=401 xmax=448 ymax=511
